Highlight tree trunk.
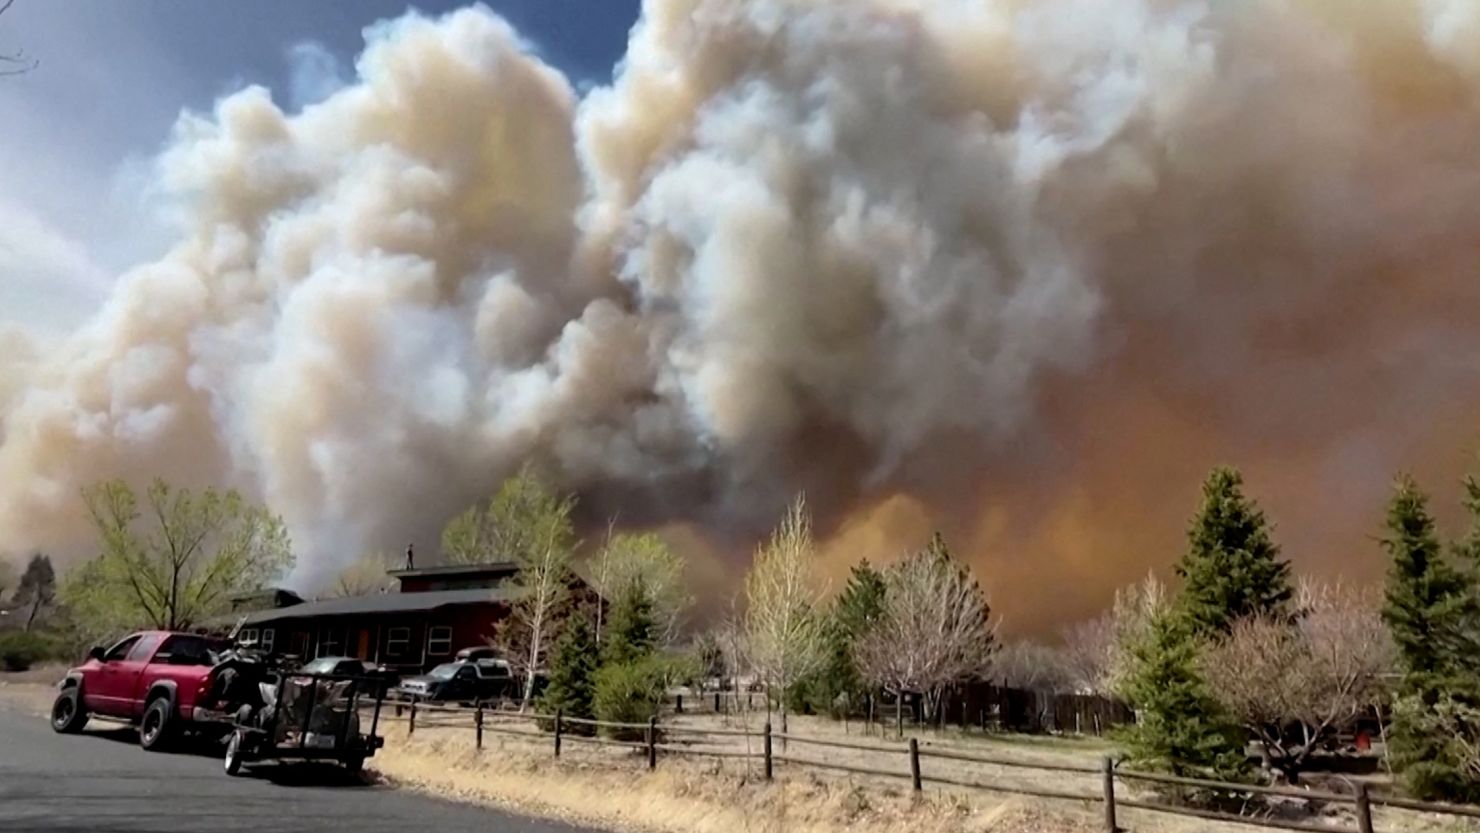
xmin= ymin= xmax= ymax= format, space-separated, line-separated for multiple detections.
xmin=521 ymin=614 xmax=544 ymax=712
xmin=24 ymin=593 xmax=42 ymax=632
xmin=896 ymin=693 xmax=903 ymax=739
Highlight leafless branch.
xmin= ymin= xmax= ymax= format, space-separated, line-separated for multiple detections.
xmin=0 ymin=0 xmax=36 ymax=77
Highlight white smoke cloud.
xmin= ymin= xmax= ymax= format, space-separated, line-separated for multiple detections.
xmin=6 ymin=0 xmax=1480 ymax=610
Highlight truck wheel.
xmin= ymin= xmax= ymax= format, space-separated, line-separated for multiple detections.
xmin=344 ymin=755 xmax=365 ymax=776
xmin=50 ymin=688 xmax=88 ymax=734
xmin=139 ymin=698 xmax=175 ymax=751
xmin=224 ymin=730 xmax=246 ymax=776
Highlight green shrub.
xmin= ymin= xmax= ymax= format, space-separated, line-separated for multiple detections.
xmin=0 ymin=631 xmax=52 ymax=672
xmin=593 ymin=657 xmax=667 ymax=742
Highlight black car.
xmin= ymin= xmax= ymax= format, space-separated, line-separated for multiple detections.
xmin=298 ymin=656 xmax=399 ymax=697
xmin=393 ymin=659 xmax=514 ymax=704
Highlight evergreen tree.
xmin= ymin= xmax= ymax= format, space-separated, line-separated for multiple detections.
xmin=1381 ymin=476 xmax=1480 ymax=801
xmin=12 ymin=554 xmax=56 ymax=632
xmin=539 ymin=611 xmax=598 ymax=733
xmin=1117 ymin=612 xmax=1248 ymax=784
xmin=11 ymin=554 xmax=55 ymax=606
xmin=1174 ymin=467 xmax=1292 ymax=637
xmin=793 ymin=560 xmax=887 ymax=715
xmin=1453 ymin=475 xmax=1480 ymax=574
xmin=602 ymin=582 xmax=656 ymax=667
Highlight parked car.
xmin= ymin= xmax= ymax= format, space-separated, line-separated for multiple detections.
xmin=394 ymin=659 xmax=514 ymax=704
xmin=453 ymin=645 xmax=498 ymax=663
xmin=297 ymin=656 xmax=400 ymax=698
xmin=51 ymin=631 xmax=235 ymax=749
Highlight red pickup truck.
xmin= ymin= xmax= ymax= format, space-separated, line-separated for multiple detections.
xmin=50 ymin=630 xmax=234 ymax=750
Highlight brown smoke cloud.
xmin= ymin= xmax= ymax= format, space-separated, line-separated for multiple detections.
xmin=4 ymin=0 xmax=1480 ymax=634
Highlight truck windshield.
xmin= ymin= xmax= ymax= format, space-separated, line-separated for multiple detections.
xmin=429 ymin=664 xmax=459 ymax=680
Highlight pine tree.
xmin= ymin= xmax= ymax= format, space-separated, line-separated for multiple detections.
xmin=1175 ymin=467 xmax=1292 ymax=637
xmin=1381 ymin=476 xmax=1480 ymax=801
xmin=539 ymin=611 xmax=598 ymax=733
xmin=794 ymin=560 xmax=887 ymax=715
xmin=11 ymin=554 xmax=56 ymax=632
xmin=602 ymin=582 xmax=656 ymax=667
xmin=1453 ymin=475 xmax=1480 ymax=574
xmin=1117 ymin=612 xmax=1248 ymax=784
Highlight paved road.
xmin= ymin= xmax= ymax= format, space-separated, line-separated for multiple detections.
xmin=0 ymin=702 xmax=600 ymax=833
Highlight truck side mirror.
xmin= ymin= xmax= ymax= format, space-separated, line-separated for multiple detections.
xmin=88 ymin=646 xmax=107 ymax=662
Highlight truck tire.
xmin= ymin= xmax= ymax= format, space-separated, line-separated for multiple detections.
xmin=50 ymin=688 xmax=88 ymax=734
xmin=139 ymin=697 xmax=175 ymax=751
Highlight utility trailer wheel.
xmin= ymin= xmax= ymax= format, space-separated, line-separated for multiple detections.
xmin=224 ymin=730 xmax=247 ymax=776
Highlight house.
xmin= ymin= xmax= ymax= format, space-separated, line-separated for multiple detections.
xmin=223 ymin=562 xmax=595 ymax=674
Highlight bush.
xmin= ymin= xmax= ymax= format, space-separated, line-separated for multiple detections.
xmin=0 ymin=631 xmax=53 ymax=672
xmin=593 ymin=657 xmax=667 ymax=741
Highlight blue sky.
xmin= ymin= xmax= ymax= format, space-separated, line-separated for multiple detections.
xmin=0 ymin=1 xmax=641 ymax=333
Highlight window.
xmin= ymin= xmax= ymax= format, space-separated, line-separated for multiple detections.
xmin=319 ymin=628 xmax=343 ymax=657
xmin=427 ymin=626 xmax=452 ymax=656
xmin=239 ymin=628 xmax=258 ymax=646
xmin=387 ymin=627 xmax=410 ymax=657
xmin=456 ymin=666 xmax=477 ymax=681
xmin=260 ymin=628 xmax=275 ymax=653
xmin=291 ymin=631 xmax=310 ymax=658
xmin=156 ymin=635 xmax=218 ymax=666
xmin=104 ymin=636 xmax=140 ymax=662
xmin=126 ymin=634 xmax=162 ymax=663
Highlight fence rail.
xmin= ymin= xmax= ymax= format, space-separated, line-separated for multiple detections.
xmin=383 ymin=694 xmax=1474 ymax=833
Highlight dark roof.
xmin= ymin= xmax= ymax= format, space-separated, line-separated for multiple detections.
xmin=387 ymin=562 xmax=519 ymax=579
xmin=226 ymin=587 xmax=523 ymax=627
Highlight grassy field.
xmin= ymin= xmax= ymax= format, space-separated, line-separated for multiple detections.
xmin=375 ymin=706 xmax=1480 ymax=833
xmin=2 ymin=675 xmax=1475 ymax=833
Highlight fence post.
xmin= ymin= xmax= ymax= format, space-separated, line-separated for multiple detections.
xmin=409 ymin=700 xmax=417 ymax=736
xmin=676 ymin=694 xmax=684 ymax=714
xmin=475 ymin=703 xmax=484 ymax=751
xmin=908 ymin=738 xmax=922 ymax=791
xmin=554 ymin=708 xmax=563 ymax=758
xmin=1355 ymin=783 xmax=1373 ymax=833
xmin=714 ymin=691 xmax=721 ymax=713
xmin=763 ymin=721 xmax=773 ymax=781
xmin=647 ymin=717 xmax=658 ymax=770
xmin=1102 ymin=757 xmax=1118 ymax=832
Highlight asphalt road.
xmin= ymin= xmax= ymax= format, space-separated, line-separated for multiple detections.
xmin=0 ymin=702 xmax=601 ymax=833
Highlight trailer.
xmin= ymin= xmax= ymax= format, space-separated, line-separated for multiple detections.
xmin=223 ymin=671 xmax=385 ymax=776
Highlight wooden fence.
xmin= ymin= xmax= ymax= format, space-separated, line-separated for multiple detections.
xmin=378 ymin=699 xmax=1480 ymax=833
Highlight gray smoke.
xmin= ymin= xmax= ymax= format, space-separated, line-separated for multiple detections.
xmin=5 ymin=1 xmax=1480 ymax=628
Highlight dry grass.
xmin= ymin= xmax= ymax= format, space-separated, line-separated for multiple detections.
xmin=375 ymin=708 xmax=1480 ymax=833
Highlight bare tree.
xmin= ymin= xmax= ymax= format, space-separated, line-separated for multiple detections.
xmin=1106 ymin=571 xmax=1168 ymax=699
xmin=856 ymin=534 xmax=996 ymax=731
xmin=743 ymin=496 xmax=828 ymax=735
xmin=0 ymin=0 xmax=36 ymax=77
xmin=1200 ymin=581 xmax=1395 ymax=782
xmin=1061 ymin=612 xmax=1117 ymax=695
xmin=994 ymin=640 xmax=1079 ymax=693
xmin=329 ymin=551 xmax=398 ymax=597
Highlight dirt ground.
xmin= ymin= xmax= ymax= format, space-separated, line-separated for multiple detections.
xmin=0 ymin=666 xmax=65 ymax=716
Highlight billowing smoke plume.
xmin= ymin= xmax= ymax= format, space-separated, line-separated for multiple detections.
xmin=6 ymin=0 xmax=1480 ymax=632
